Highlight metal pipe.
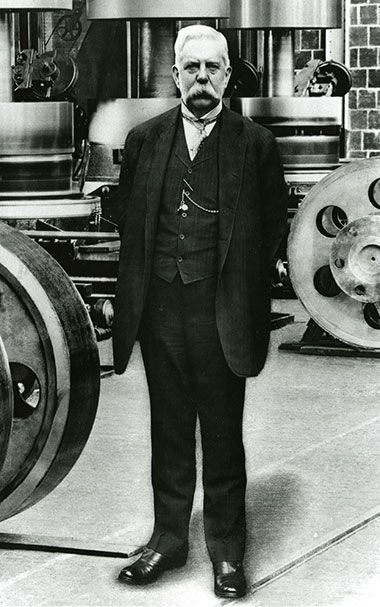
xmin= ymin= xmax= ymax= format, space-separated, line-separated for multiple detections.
xmin=0 ymin=12 xmax=12 ymax=102
xmin=139 ymin=20 xmax=176 ymax=98
xmin=238 ymin=29 xmax=257 ymax=66
xmin=125 ymin=21 xmax=132 ymax=98
xmin=263 ymin=30 xmax=295 ymax=97
xmin=18 ymin=10 xmax=39 ymax=50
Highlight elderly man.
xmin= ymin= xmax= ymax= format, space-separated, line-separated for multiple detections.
xmin=113 ymin=25 xmax=288 ymax=598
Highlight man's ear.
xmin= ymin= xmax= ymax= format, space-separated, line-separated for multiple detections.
xmin=225 ymin=65 xmax=232 ymax=86
xmin=172 ymin=65 xmax=180 ymax=89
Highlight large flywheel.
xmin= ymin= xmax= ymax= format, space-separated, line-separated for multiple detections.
xmin=0 ymin=221 xmax=100 ymax=521
xmin=288 ymin=157 xmax=380 ymax=349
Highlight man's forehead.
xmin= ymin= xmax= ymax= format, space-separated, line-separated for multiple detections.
xmin=179 ymin=38 xmax=224 ymax=62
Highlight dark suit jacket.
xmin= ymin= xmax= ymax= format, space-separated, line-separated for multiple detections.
xmin=112 ymin=104 xmax=288 ymax=377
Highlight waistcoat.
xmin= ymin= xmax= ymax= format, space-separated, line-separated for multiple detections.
xmin=153 ymin=119 xmax=219 ymax=284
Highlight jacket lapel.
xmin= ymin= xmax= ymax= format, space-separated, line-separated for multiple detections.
xmin=145 ymin=106 xmax=181 ymax=259
xmin=143 ymin=104 xmax=246 ymax=275
xmin=218 ymin=106 xmax=246 ymax=276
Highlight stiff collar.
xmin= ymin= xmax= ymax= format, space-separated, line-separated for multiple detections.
xmin=181 ymin=100 xmax=223 ymax=123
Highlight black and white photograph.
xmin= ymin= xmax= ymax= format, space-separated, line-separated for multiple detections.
xmin=0 ymin=1 xmax=378 ymax=606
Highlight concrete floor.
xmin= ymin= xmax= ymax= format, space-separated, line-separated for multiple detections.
xmin=0 ymin=300 xmax=379 ymax=606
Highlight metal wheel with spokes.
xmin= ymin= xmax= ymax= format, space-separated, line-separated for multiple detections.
xmin=288 ymin=157 xmax=380 ymax=349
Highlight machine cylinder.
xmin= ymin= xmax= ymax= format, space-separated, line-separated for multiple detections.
xmin=229 ymin=0 xmax=342 ymax=29
xmin=263 ymin=30 xmax=295 ymax=97
xmin=0 ymin=102 xmax=73 ymax=155
xmin=0 ymin=12 xmax=12 ymax=102
xmin=237 ymin=29 xmax=257 ymax=66
xmin=0 ymin=101 xmax=99 ymax=217
xmin=86 ymin=0 xmax=230 ymax=20
xmin=0 ymin=1 xmax=72 ymax=8
xmin=0 ymin=100 xmax=74 ymax=203
xmin=139 ymin=20 xmax=177 ymax=98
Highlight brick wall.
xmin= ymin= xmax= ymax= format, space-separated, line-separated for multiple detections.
xmin=295 ymin=30 xmax=325 ymax=70
xmin=348 ymin=0 xmax=380 ymax=157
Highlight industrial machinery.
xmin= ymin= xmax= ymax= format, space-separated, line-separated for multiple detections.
xmin=0 ymin=220 xmax=99 ymax=521
xmin=0 ymin=0 xmax=376 ymax=524
xmin=228 ymin=0 xmax=347 ymax=167
xmin=0 ymin=1 xmax=118 ymax=335
xmin=86 ymin=0 xmax=349 ymax=185
xmin=0 ymin=1 xmax=102 ymax=522
xmin=0 ymin=0 xmax=235 ymax=525
xmin=85 ymin=0 xmax=230 ymax=188
xmin=228 ymin=0 xmax=351 ymax=248
xmin=0 ymin=3 xmax=99 ymax=218
xmin=284 ymin=157 xmax=380 ymax=355
xmin=85 ymin=0 xmax=351 ymax=294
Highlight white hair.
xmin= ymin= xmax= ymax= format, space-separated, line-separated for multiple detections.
xmin=174 ymin=25 xmax=230 ymax=67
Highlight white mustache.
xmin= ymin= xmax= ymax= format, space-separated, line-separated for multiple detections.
xmin=190 ymin=88 xmax=217 ymax=99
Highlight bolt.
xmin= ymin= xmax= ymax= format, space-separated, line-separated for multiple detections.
xmin=335 ymin=258 xmax=345 ymax=269
xmin=349 ymin=227 xmax=357 ymax=237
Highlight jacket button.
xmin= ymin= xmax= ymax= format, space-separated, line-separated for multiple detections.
xmin=179 ymin=233 xmax=185 ymax=240
xmin=178 ymin=256 xmax=183 ymax=262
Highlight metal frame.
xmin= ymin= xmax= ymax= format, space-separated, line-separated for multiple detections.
xmin=0 ymin=1 xmax=72 ymax=9
xmin=86 ymin=0 xmax=229 ymax=20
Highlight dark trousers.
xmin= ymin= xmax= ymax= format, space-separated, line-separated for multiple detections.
xmin=139 ymin=274 xmax=246 ymax=562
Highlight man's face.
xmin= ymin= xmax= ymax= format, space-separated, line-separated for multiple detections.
xmin=172 ymin=37 xmax=232 ymax=117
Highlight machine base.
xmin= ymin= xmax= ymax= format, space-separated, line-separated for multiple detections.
xmin=279 ymin=319 xmax=380 ymax=357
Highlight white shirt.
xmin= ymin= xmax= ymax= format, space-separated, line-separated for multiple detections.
xmin=181 ymin=101 xmax=222 ymax=161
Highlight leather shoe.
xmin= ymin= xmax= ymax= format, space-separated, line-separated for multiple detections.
xmin=118 ymin=546 xmax=187 ymax=585
xmin=213 ymin=561 xmax=247 ymax=598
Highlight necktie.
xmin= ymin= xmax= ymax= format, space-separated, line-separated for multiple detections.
xmin=182 ymin=114 xmax=218 ymax=160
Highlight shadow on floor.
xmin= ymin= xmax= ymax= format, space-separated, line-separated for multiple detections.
xmin=245 ymin=470 xmax=305 ymax=574
xmin=186 ymin=469 xmax=304 ymax=577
